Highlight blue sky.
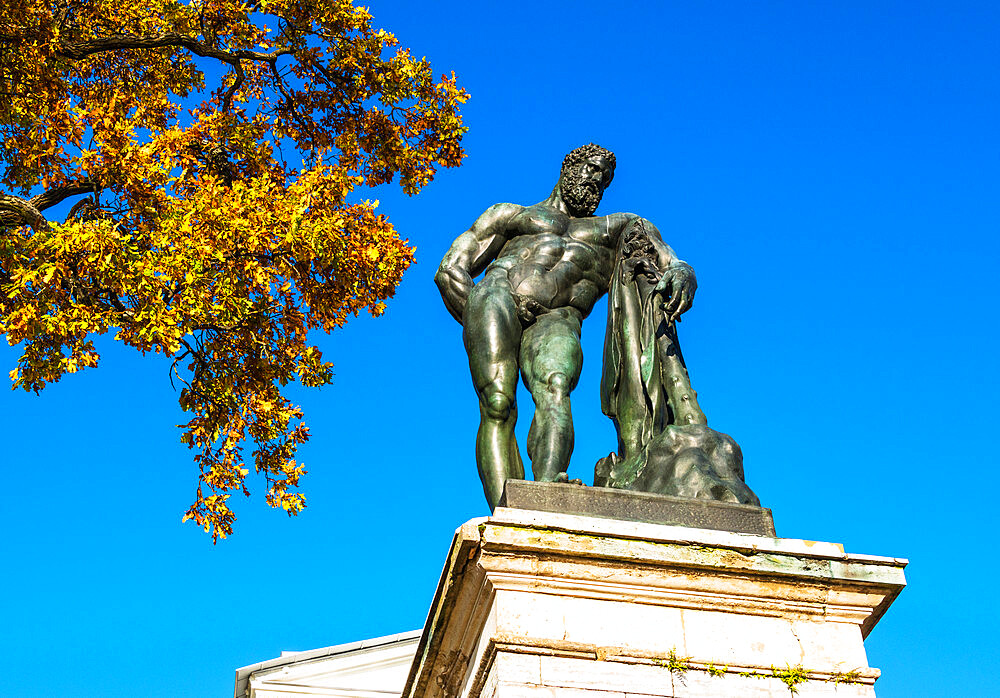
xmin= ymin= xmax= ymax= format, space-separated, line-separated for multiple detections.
xmin=2 ymin=1 xmax=998 ymax=695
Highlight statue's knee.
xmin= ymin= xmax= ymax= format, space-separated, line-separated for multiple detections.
xmin=484 ymin=390 xmax=513 ymax=420
xmin=546 ymin=372 xmax=571 ymax=399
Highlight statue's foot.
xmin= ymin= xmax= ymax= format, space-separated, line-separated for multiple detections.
xmin=554 ymin=472 xmax=585 ymax=486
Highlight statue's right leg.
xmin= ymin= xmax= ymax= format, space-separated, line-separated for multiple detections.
xmin=463 ymin=273 xmax=524 ymax=509
xmin=520 ymin=309 xmax=584 ymax=482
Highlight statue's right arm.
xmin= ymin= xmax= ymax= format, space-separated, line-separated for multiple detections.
xmin=435 ymin=203 xmax=522 ymax=323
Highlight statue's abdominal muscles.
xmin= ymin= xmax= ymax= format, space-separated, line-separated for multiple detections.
xmin=495 ymin=232 xmax=610 ymax=317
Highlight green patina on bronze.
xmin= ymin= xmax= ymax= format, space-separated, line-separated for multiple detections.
xmin=437 ymin=144 xmax=760 ymax=509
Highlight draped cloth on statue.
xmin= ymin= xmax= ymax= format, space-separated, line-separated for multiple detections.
xmin=595 ymin=219 xmax=760 ymax=505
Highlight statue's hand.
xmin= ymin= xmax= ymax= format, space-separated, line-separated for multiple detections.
xmin=653 ymin=263 xmax=697 ymax=322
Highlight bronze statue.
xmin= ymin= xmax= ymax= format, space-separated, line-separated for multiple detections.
xmin=436 ymin=144 xmax=758 ymax=509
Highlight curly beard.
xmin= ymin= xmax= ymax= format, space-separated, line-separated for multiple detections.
xmin=560 ymin=167 xmax=603 ymax=217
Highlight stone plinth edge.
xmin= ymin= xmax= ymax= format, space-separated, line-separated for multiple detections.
xmin=402 ymin=509 xmax=907 ymax=698
xmin=498 ymin=479 xmax=776 ymax=536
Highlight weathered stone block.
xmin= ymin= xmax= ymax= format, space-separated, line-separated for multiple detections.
xmin=401 ymin=509 xmax=905 ymax=698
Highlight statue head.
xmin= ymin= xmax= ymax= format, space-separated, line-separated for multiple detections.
xmin=559 ymin=143 xmax=616 ymax=217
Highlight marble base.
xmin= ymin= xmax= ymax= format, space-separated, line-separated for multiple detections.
xmin=402 ymin=508 xmax=906 ymax=698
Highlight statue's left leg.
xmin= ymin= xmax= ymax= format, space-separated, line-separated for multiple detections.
xmin=520 ymin=309 xmax=583 ymax=482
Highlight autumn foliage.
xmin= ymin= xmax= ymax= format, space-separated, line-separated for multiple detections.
xmin=0 ymin=0 xmax=467 ymax=539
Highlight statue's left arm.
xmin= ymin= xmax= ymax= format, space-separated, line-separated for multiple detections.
xmin=629 ymin=216 xmax=697 ymax=322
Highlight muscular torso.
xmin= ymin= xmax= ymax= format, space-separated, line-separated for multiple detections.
xmin=488 ymin=205 xmax=628 ymax=318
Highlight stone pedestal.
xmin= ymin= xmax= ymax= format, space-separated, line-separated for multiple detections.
xmin=498 ymin=480 xmax=776 ymax=536
xmin=401 ymin=504 xmax=906 ymax=698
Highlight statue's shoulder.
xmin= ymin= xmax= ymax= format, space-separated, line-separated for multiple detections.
xmin=610 ymin=212 xmax=662 ymax=232
xmin=611 ymin=211 xmax=642 ymax=223
xmin=465 ymin=203 xmax=526 ymax=236
xmin=481 ymin=202 xmax=526 ymax=219
xmin=600 ymin=211 xmax=644 ymax=232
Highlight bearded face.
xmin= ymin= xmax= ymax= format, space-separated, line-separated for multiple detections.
xmin=560 ymin=158 xmax=611 ymax=217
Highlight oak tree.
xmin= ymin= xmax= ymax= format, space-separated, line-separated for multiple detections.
xmin=0 ymin=0 xmax=467 ymax=539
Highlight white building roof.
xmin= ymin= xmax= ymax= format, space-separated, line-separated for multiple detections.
xmin=234 ymin=630 xmax=422 ymax=698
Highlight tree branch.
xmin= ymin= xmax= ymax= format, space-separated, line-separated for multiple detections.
xmin=222 ymin=60 xmax=245 ymax=113
xmin=30 ymin=181 xmax=98 ymax=211
xmin=56 ymin=33 xmax=291 ymax=66
xmin=0 ymin=192 xmax=48 ymax=231
xmin=0 ymin=182 xmax=97 ymax=229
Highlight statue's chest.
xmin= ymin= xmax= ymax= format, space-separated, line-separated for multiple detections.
xmin=510 ymin=207 xmax=570 ymax=237
xmin=567 ymin=217 xmax=614 ymax=249
xmin=509 ymin=209 xmax=613 ymax=248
